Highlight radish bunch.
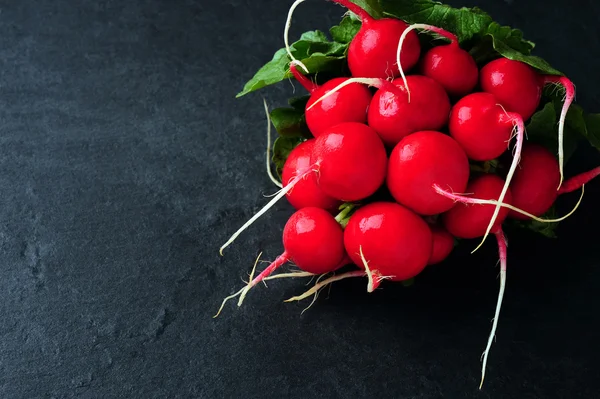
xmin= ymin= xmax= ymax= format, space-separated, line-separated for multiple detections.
xmin=218 ymin=0 xmax=600 ymax=389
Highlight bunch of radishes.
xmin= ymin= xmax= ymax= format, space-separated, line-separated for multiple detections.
xmin=217 ymin=0 xmax=600 ymax=388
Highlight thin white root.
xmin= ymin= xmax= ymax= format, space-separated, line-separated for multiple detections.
xmin=396 ymin=24 xmax=427 ymax=103
xmin=472 ymin=118 xmax=524 ymax=254
xmin=480 ymin=229 xmax=508 ymax=389
xmin=237 ymin=252 xmax=262 ymax=307
xmin=284 ymin=0 xmax=309 ymax=74
xmin=263 ymin=98 xmax=282 ymax=189
xmin=214 ymin=286 xmax=246 ymax=318
xmin=306 ymin=78 xmax=384 ymax=111
xmin=284 ymin=270 xmax=366 ymax=302
xmin=301 ymin=273 xmax=329 ymax=315
xmin=219 ymin=167 xmax=313 ymax=255
xmin=434 ymin=184 xmax=585 ymax=223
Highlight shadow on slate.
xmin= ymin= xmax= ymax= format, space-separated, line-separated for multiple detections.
xmin=0 ymin=0 xmax=598 ymax=398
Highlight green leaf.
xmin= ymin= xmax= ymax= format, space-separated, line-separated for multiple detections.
xmin=349 ymin=0 xmax=383 ymax=19
xmin=272 ymin=137 xmax=305 ymax=178
xmin=583 ymin=113 xmax=600 ymax=149
xmin=269 ymin=108 xmax=311 ymax=138
xmin=483 ymin=22 xmax=534 ymax=55
xmin=288 ymin=95 xmax=311 ymax=110
xmin=510 ymin=207 xmax=559 ymax=238
xmin=490 ymin=39 xmax=562 ymax=75
xmin=236 ymin=30 xmax=348 ymax=98
xmin=381 ymin=0 xmax=493 ymax=43
xmin=329 ymin=15 xmax=361 ymax=44
xmin=526 ymin=102 xmax=580 ymax=163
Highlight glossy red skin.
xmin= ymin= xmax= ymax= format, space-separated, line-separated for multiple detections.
xmin=428 ymin=226 xmax=455 ymax=265
xmin=387 ymin=131 xmax=470 ymax=215
xmin=283 ymin=207 xmax=346 ymax=275
xmin=508 ymin=144 xmax=560 ymax=220
xmin=344 ymin=202 xmax=432 ymax=281
xmin=282 ymin=140 xmax=341 ymax=212
xmin=368 ymin=75 xmax=451 ymax=146
xmin=348 ymin=18 xmax=420 ymax=79
xmin=442 ymin=174 xmax=513 ymax=239
xmin=449 ymin=92 xmax=514 ymax=161
xmin=305 ymin=78 xmax=373 ymax=138
xmin=420 ymin=43 xmax=479 ymax=97
xmin=312 ymin=122 xmax=387 ymax=201
xmin=480 ymin=58 xmax=543 ymax=121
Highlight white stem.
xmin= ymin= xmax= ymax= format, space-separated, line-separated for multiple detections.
xmin=219 ymin=167 xmax=314 ymax=255
xmin=284 ymin=0 xmax=309 ymax=74
xmin=263 ymin=98 xmax=283 ymax=188
xmin=306 ymin=78 xmax=384 ymax=111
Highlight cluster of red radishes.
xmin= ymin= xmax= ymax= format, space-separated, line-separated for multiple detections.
xmin=217 ymin=0 xmax=600 ymax=387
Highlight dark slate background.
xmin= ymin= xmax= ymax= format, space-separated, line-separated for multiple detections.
xmin=1 ymin=0 xmax=599 ymax=398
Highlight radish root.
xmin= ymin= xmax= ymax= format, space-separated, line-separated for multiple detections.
xmin=219 ymin=166 xmax=316 ymax=254
xmin=397 ymin=24 xmax=457 ymax=102
xmin=214 ymin=252 xmax=262 ymax=318
xmin=284 ymin=270 xmax=367 ymax=302
xmin=433 ymin=184 xmax=585 ymax=223
xmin=480 ymin=228 xmax=508 ymax=389
xmin=472 ymin=113 xmax=524 ymax=254
xmin=306 ymin=78 xmax=387 ymax=111
xmin=543 ymin=75 xmax=575 ymax=190
xmin=359 ymin=245 xmax=386 ymax=292
xmin=263 ymin=98 xmax=283 ymax=189
xmin=284 ymin=0 xmax=309 ymax=74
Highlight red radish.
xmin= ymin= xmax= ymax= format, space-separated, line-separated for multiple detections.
xmin=220 ymin=121 xmax=386 ymax=253
xmin=344 ymin=202 xmax=433 ymax=283
xmin=289 ymin=65 xmax=373 ymax=137
xmin=397 ymin=24 xmax=478 ymax=98
xmin=287 ymin=201 xmax=433 ymax=301
xmin=387 ymin=131 xmax=470 ymax=215
xmin=449 ymin=92 xmax=522 ymax=161
xmin=509 ymin=144 xmax=600 ymax=219
xmin=312 ymin=122 xmax=387 ymax=201
xmin=282 ymin=139 xmax=341 ymax=211
xmin=215 ymin=207 xmax=346 ymax=314
xmin=428 ymin=225 xmax=455 ymax=265
xmin=368 ymin=75 xmax=451 ymax=146
xmin=441 ymin=174 xmax=513 ymax=239
xmin=449 ymin=92 xmax=525 ymax=249
xmin=331 ymin=0 xmax=420 ymax=79
xmin=480 ymin=58 xmax=576 ymax=188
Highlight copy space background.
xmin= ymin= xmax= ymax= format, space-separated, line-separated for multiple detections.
xmin=1 ymin=0 xmax=599 ymax=398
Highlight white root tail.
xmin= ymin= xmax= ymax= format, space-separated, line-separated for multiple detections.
xmin=219 ymin=167 xmax=315 ymax=255
xmin=306 ymin=78 xmax=386 ymax=111
xmin=284 ymin=0 xmax=309 ymax=74
xmin=433 ymin=184 xmax=585 ymax=223
xmin=263 ymin=98 xmax=283 ymax=188
xmin=396 ymin=23 xmax=457 ymax=103
xmin=479 ymin=229 xmax=508 ymax=389
xmin=472 ymin=116 xmax=524 ymax=254
xmin=284 ymin=270 xmax=367 ymax=302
